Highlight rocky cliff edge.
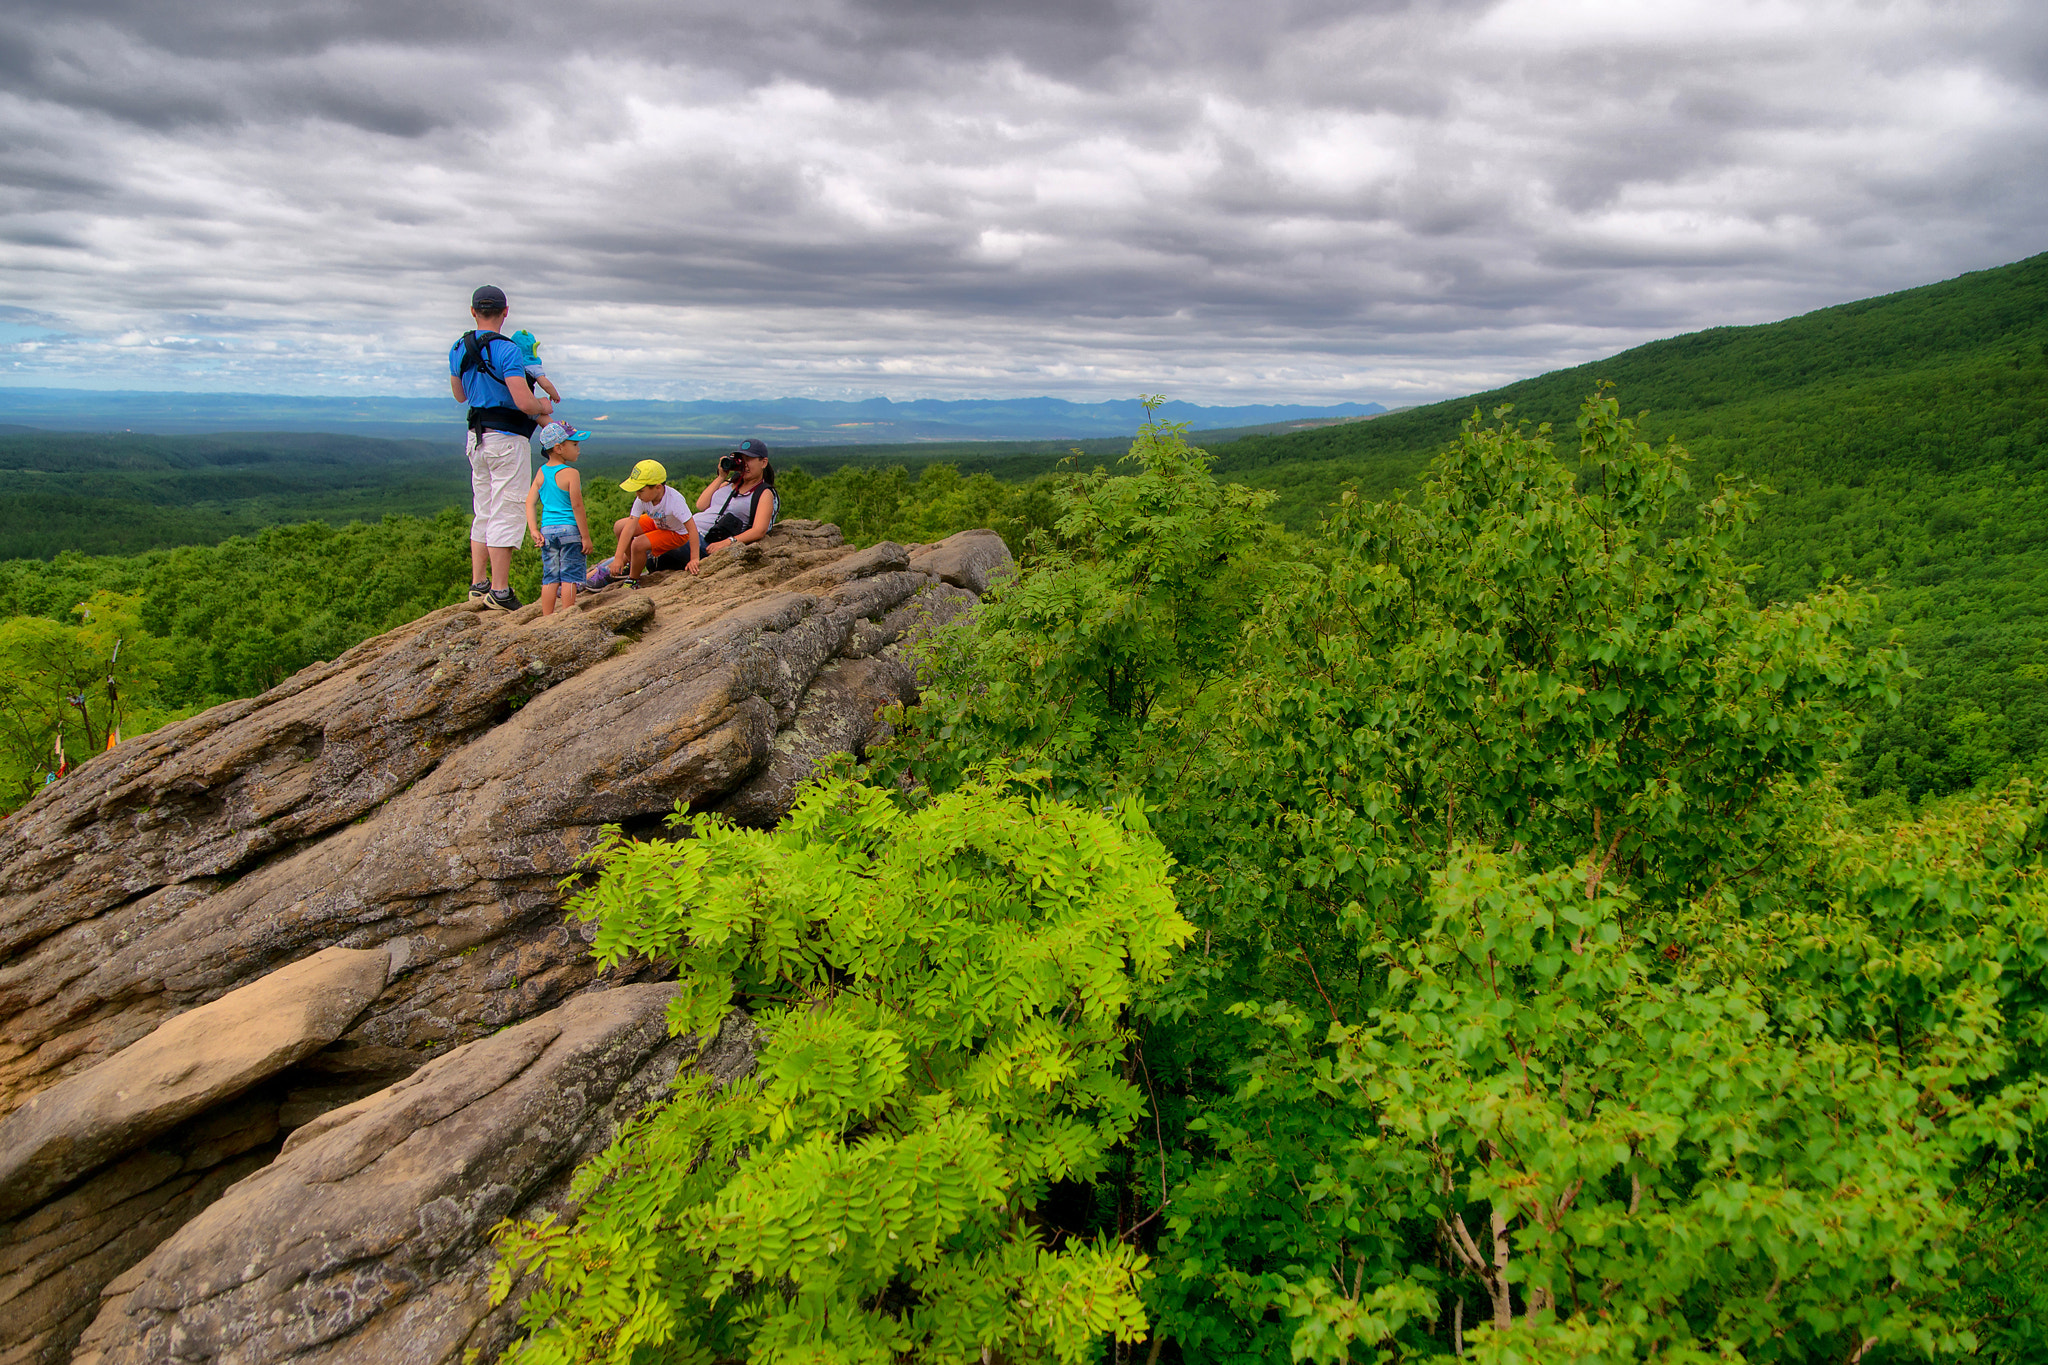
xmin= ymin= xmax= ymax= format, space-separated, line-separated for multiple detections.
xmin=0 ymin=522 xmax=1011 ymax=1365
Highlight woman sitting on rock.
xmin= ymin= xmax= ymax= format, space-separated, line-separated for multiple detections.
xmin=656 ymin=438 xmax=780 ymax=573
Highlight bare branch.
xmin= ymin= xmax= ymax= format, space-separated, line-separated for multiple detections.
xmin=1440 ymin=1214 xmax=1488 ymax=1274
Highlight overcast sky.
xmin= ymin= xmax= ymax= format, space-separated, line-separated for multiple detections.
xmin=0 ymin=0 xmax=2042 ymax=406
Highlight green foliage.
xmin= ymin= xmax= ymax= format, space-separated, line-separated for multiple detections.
xmin=859 ymin=392 xmax=2048 ymax=1362
xmin=0 ymin=511 xmax=480 ymax=711
xmin=0 ymin=591 xmax=183 ymax=806
xmin=1204 ymin=253 xmax=2048 ymax=803
xmin=491 ymin=774 xmax=1194 ymax=1364
xmin=1227 ymin=391 xmax=1899 ymax=929
xmin=776 ymin=461 xmax=1065 ymax=556
xmin=890 ymin=404 xmax=1280 ymax=801
xmin=1171 ymin=789 xmax=2047 ymax=1363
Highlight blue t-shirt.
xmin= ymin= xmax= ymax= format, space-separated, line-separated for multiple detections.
xmin=449 ymin=333 xmax=529 ymax=409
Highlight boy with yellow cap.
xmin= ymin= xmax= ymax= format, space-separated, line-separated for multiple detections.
xmin=586 ymin=459 xmax=697 ymax=590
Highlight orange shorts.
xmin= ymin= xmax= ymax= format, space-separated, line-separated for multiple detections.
xmin=636 ymin=515 xmax=693 ymax=555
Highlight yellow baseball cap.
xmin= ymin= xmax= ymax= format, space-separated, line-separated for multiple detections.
xmin=620 ymin=459 xmax=668 ymax=492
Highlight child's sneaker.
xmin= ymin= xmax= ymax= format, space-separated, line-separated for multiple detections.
xmin=485 ymin=587 xmax=523 ymax=612
xmin=467 ymin=580 xmax=491 ymax=600
xmin=583 ymin=562 xmax=613 ymax=591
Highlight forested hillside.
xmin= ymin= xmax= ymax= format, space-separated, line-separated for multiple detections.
xmin=7 ymin=395 xmax=2047 ymax=1359
xmin=1209 ymin=252 xmax=2048 ymax=513
xmin=1209 ymin=253 xmax=2048 ymax=806
xmin=0 ymin=430 xmax=479 ymax=559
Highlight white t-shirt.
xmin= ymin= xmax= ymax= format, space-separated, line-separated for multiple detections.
xmin=632 ymin=486 xmax=691 ymax=533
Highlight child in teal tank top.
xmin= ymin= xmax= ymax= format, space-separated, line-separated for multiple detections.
xmin=524 ymin=423 xmax=595 ymax=615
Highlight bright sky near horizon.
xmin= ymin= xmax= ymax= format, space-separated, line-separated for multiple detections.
xmin=1 ymin=0 xmax=2043 ymax=406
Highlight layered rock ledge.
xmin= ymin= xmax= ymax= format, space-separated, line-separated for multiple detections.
xmin=0 ymin=523 xmax=1010 ymax=1364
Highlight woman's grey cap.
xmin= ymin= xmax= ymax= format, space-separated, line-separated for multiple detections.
xmin=471 ymin=284 xmax=508 ymax=311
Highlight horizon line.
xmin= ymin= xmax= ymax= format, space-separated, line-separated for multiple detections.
xmin=0 ymin=383 xmax=1390 ymax=409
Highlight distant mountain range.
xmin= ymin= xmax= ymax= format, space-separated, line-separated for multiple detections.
xmin=0 ymin=389 xmax=1384 ymax=444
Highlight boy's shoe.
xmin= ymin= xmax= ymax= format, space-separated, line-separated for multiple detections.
xmin=467 ymin=580 xmax=491 ymax=600
xmin=485 ymin=587 xmax=523 ymax=612
xmin=583 ymin=562 xmax=614 ymax=591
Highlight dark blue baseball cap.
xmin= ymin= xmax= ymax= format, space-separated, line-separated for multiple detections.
xmin=730 ymin=438 xmax=770 ymax=459
xmin=470 ymin=284 xmax=508 ymax=312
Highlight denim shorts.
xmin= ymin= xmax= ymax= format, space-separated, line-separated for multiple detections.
xmin=539 ymin=524 xmax=587 ymax=585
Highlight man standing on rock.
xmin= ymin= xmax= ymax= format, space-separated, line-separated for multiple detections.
xmin=450 ymin=285 xmax=553 ymax=611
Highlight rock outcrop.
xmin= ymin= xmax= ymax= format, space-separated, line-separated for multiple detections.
xmin=0 ymin=523 xmax=1009 ymax=1364
xmin=0 ymin=946 xmax=392 ymax=1222
xmin=74 ymin=986 xmax=757 ymax=1365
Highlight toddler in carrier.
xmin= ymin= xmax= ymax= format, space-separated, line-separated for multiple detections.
xmin=508 ymin=329 xmax=563 ymax=406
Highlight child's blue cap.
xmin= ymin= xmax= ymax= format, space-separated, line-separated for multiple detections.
xmin=509 ymin=328 xmax=539 ymax=358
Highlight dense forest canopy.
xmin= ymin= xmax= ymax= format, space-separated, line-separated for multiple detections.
xmin=0 ymin=429 xmax=474 ymax=560
xmin=491 ymin=402 xmax=2048 ymax=1364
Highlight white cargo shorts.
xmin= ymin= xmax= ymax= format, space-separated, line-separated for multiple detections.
xmin=467 ymin=428 xmax=531 ymax=549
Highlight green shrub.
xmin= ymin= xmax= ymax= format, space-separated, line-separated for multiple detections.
xmin=490 ymin=774 xmax=1193 ymax=1363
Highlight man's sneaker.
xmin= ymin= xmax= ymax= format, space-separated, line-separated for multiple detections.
xmin=467 ymin=580 xmax=491 ymax=600
xmin=485 ymin=587 xmax=523 ymax=612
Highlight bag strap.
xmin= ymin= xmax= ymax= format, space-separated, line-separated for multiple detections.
xmin=459 ymin=330 xmax=513 ymax=383
xmin=717 ymin=483 xmax=763 ymax=523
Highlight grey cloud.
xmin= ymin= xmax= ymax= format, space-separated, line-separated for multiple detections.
xmin=292 ymin=85 xmax=445 ymax=138
xmin=0 ymin=23 xmax=459 ymax=135
xmin=0 ymin=0 xmax=485 ymax=59
xmin=0 ymin=0 xmax=1149 ymax=91
xmin=0 ymin=27 xmax=37 ymax=83
xmin=839 ymin=0 xmax=1152 ymax=80
xmin=0 ymin=158 xmax=112 ymax=200
xmin=0 ymin=0 xmax=2044 ymax=404
xmin=0 ymin=225 xmax=88 ymax=250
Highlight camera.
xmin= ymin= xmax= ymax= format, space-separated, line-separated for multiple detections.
xmin=719 ymin=453 xmax=745 ymax=475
